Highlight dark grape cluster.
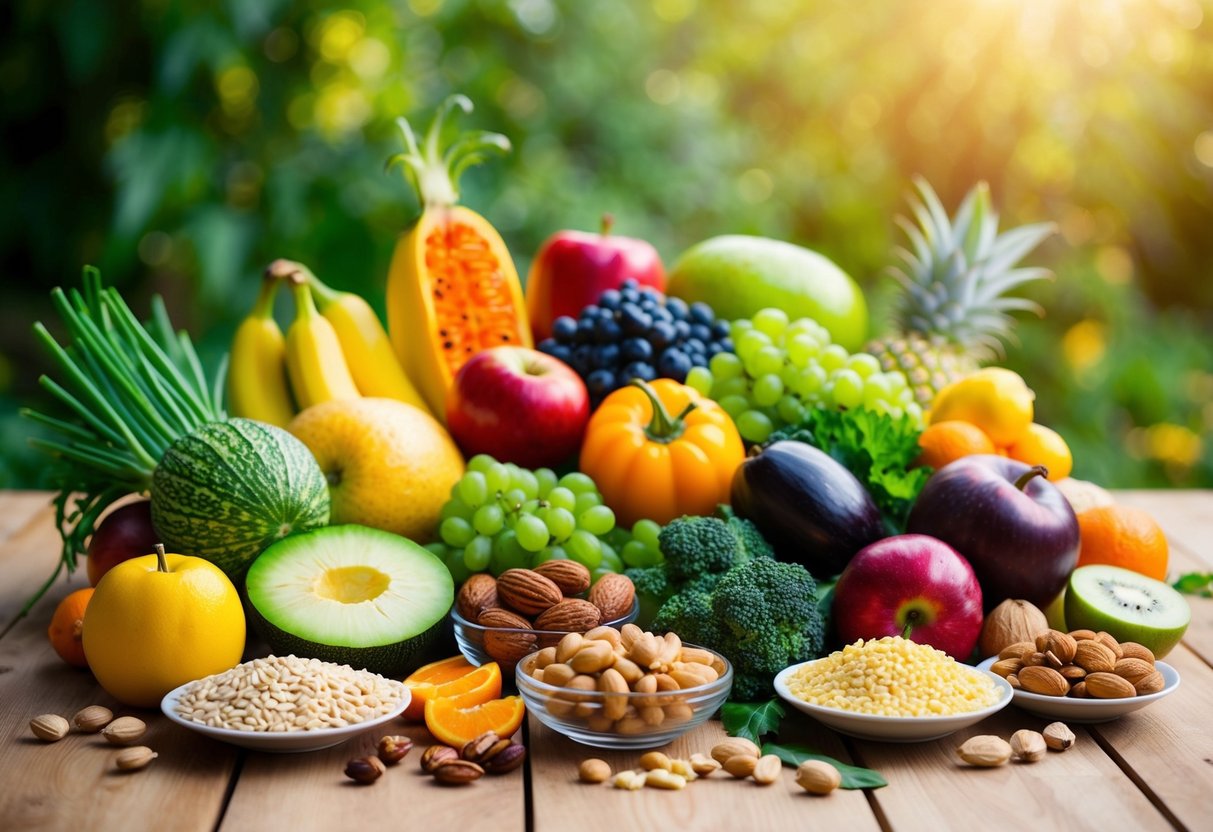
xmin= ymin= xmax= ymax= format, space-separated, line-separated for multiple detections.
xmin=537 ymin=280 xmax=733 ymax=404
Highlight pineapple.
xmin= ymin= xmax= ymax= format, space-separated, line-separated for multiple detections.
xmin=866 ymin=177 xmax=1055 ymax=407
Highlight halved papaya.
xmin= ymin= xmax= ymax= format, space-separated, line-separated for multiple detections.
xmin=385 ymin=96 xmax=532 ymax=419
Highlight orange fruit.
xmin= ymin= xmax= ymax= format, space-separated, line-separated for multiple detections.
xmin=425 ymin=695 xmax=526 ymax=747
xmin=48 ymin=588 xmax=93 ymax=668
xmin=928 ymin=367 xmax=1035 ymax=446
xmin=916 ymin=420 xmax=995 ymax=470
xmin=403 ymin=659 xmax=501 ymax=721
xmin=1006 ymin=423 xmax=1073 ymax=480
xmin=1076 ymin=505 xmax=1169 ymax=581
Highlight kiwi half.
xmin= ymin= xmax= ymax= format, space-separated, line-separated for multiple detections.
xmin=1065 ymin=564 xmax=1190 ymax=658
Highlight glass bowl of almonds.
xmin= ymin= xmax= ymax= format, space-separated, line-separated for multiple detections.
xmin=515 ymin=624 xmax=733 ymax=749
xmin=450 ymin=567 xmax=639 ymax=673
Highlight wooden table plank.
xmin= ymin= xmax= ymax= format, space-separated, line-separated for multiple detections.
xmin=1088 ymin=645 xmax=1213 ymax=831
xmin=0 ymin=491 xmax=53 ymax=543
xmin=219 ymin=720 xmax=526 ymax=831
xmin=854 ymin=707 xmax=1172 ymax=832
xmin=527 ymin=716 xmax=881 ymax=832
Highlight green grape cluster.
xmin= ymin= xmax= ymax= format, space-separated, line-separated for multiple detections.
xmin=426 ymin=454 xmax=662 ymax=584
xmin=684 ymin=308 xmax=923 ymax=444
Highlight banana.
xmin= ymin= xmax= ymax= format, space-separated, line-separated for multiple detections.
xmin=227 ymin=275 xmax=296 ymax=427
xmin=280 ymin=263 xmax=361 ymax=410
xmin=303 ymin=266 xmax=434 ymax=417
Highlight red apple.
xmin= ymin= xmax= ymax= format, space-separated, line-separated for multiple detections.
xmin=525 ymin=215 xmax=665 ymax=341
xmin=86 ymin=500 xmax=159 ymax=585
xmin=832 ymin=534 xmax=984 ymax=660
xmin=906 ymin=456 xmax=1080 ymax=611
xmin=446 ymin=346 xmax=590 ymax=468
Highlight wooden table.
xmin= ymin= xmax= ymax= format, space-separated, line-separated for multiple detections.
xmin=1 ymin=491 xmax=1210 ymax=831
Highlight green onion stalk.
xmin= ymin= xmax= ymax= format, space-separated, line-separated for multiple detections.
xmin=4 ymin=266 xmax=227 ymax=637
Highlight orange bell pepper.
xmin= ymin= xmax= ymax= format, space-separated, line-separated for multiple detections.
xmin=579 ymin=379 xmax=744 ymax=527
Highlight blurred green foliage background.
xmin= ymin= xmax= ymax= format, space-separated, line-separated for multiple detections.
xmin=1 ymin=0 xmax=1210 ymax=488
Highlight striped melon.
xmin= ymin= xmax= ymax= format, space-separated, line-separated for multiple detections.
xmin=151 ymin=418 xmax=330 ymax=582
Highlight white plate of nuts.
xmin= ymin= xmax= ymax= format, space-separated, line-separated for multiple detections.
xmin=975 ymin=656 xmax=1179 ymax=723
xmin=161 ymin=655 xmax=411 ymax=753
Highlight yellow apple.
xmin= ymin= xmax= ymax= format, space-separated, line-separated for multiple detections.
xmin=289 ymin=398 xmax=464 ymax=541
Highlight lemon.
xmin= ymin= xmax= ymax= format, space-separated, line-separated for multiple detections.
xmin=83 ymin=549 xmax=245 ymax=707
xmin=928 ymin=367 xmax=1035 ymax=447
xmin=288 ymin=398 xmax=465 ymax=541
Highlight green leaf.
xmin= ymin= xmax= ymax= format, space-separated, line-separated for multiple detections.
xmin=1173 ymin=572 xmax=1213 ymax=597
xmin=762 ymin=743 xmax=888 ymax=790
xmin=721 ymin=699 xmax=785 ymax=744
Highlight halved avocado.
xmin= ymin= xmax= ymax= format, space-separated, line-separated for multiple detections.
xmin=245 ymin=525 xmax=453 ymax=677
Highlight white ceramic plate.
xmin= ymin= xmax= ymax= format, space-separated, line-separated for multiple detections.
xmin=773 ymin=659 xmax=1013 ymax=743
xmin=160 ymin=680 xmax=411 ymax=753
xmin=975 ymin=657 xmax=1179 ymax=723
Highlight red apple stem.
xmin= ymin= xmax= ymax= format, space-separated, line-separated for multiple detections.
xmin=600 ymin=213 xmax=615 ymax=237
xmin=1013 ymin=465 xmax=1049 ymax=491
xmin=901 ymin=610 xmax=920 ymax=640
xmin=154 ymin=543 xmax=169 ymax=573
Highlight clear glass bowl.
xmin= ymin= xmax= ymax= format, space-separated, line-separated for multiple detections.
xmin=515 ymin=643 xmax=733 ymax=749
xmin=450 ymin=598 xmax=639 ymax=673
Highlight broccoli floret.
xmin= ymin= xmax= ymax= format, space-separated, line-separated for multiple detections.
xmin=657 ymin=515 xmax=773 ymax=584
xmin=626 ymin=566 xmax=672 ymax=629
xmin=652 ymin=589 xmax=719 ymax=648
xmin=709 ymin=558 xmax=824 ymax=699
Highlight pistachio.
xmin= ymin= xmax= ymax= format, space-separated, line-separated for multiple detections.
xmin=795 ymin=760 xmax=841 ymax=795
xmin=1043 ymin=722 xmax=1076 ymax=751
xmin=114 ymin=746 xmax=158 ymax=772
xmin=101 ymin=716 xmax=147 ymax=746
xmin=432 ymin=759 xmax=485 ymax=785
xmin=29 ymin=714 xmax=70 ymax=742
xmin=377 ymin=735 xmax=414 ymax=765
xmin=73 ymin=705 xmax=114 ymax=733
xmin=344 ymin=755 xmax=386 ymax=784
xmin=578 ymin=758 xmax=612 ymax=783
xmin=420 ymin=744 xmax=460 ymax=773
xmin=956 ymin=735 xmax=1012 ymax=767
xmin=1010 ymin=729 xmax=1047 ymax=763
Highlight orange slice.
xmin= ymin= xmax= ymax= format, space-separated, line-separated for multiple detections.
xmin=424 ymin=695 xmax=526 ymax=747
xmin=404 ymin=658 xmax=500 ymax=721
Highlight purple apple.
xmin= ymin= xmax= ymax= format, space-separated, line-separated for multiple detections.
xmin=445 ymin=346 xmax=590 ymax=468
xmin=906 ymin=455 xmax=1079 ymax=611
xmin=832 ymin=534 xmax=984 ymax=659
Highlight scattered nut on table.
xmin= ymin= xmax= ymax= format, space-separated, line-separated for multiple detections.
xmin=29 ymin=714 xmax=70 ymax=742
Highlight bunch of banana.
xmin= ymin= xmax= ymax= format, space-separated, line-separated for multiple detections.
xmin=227 ymin=259 xmax=432 ymax=426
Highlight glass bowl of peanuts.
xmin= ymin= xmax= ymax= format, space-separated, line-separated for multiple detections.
xmin=515 ymin=624 xmax=733 ymax=749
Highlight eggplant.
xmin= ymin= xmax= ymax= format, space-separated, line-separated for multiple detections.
xmin=731 ymin=441 xmax=885 ymax=578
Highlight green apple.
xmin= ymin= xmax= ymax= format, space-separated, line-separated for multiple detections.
xmin=667 ymin=235 xmax=868 ymax=351
xmin=1065 ymin=564 xmax=1190 ymax=658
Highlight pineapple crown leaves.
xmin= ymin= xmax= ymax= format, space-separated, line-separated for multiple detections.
xmin=387 ymin=94 xmax=511 ymax=210
xmin=889 ymin=176 xmax=1057 ymax=357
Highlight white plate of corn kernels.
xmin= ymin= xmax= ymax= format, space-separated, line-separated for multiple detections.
xmin=160 ymin=680 xmax=411 ymax=753
xmin=773 ymin=660 xmax=1014 ymax=743
xmin=975 ymin=657 xmax=1180 ymax=723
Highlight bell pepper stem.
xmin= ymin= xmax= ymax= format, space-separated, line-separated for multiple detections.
xmin=154 ymin=543 xmax=168 ymax=573
xmin=1013 ymin=465 xmax=1048 ymax=491
xmin=631 ymin=379 xmax=696 ymax=443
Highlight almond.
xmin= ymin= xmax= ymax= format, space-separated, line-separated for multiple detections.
xmin=998 ymin=641 xmax=1037 ymax=660
xmin=588 ymin=573 xmax=635 ymax=622
xmin=496 ymin=569 xmax=563 ymax=616
xmin=1018 ymin=665 xmax=1070 ymax=697
xmin=1113 ymin=657 xmax=1155 ymax=685
xmin=1085 ymin=671 xmax=1136 ymax=699
xmin=1073 ymin=639 xmax=1117 ymax=674
xmin=456 ymin=573 xmax=499 ymax=620
xmin=534 ymin=599 xmax=602 ymax=633
xmin=990 ymin=658 xmax=1023 ymax=678
xmin=1119 ymin=642 xmax=1155 ymax=664
xmin=1068 ymin=628 xmax=1098 ymax=641
xmin=478 ymin=607 xmax=537 ymax=666
xmin=1095 ymin=631 xmax=1124 ymax=659
xmin=1134 ymin=670 xmax=1165 ymax=695
xmin=533 ymin=561 xmax=592 ymax=596
xmin=1036 ymin=630 xmax=1078 ymax=664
